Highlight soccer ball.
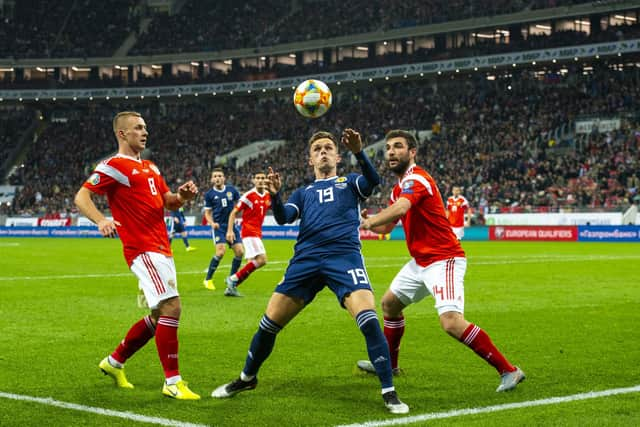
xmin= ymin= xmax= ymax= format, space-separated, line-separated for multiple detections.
xmin=293 ymin=79 xmax=332 ymax=118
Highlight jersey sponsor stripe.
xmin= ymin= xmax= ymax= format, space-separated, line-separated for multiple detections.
xmin=401 ymin=174 xmax=433 ymax=196
xmin=95 ymin=163 xmax=131 ymax=187
xmin=141 ymin=253 xmax=165 ymax=294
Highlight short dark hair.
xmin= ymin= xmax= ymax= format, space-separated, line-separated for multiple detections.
xmin=212 ymin=167 xmax=225 ymax=175
xmin=385 ymin=129 xmax=417 ymax=150
xmin=308 ymin=131 xmax=338 ymax=148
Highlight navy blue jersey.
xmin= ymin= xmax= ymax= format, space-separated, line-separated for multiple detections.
xmin=170 ymin=208 xmax=187 ymax=233
xmin=283 ymin=173 xmax=370 ymax=255
xmin=204 ymin=185 xmax=240 ymax=229
xmin=171 ymin=207 xmax=187 ymax=223
xmin=272 ymin=151 xmax=380 ymax=306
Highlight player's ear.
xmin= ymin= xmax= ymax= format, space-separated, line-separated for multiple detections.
xmin=308 ymin=156 xmax=314 ymax=166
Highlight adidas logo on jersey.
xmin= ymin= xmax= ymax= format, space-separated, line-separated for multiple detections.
xmin=132 ymin=169 xmax=140 ymax=175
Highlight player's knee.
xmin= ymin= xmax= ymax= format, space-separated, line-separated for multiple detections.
xmin=380 ymin=292 xmax=403 ymax=317
xmin=439 ymin=312 xmax=465 ymax=338
xmin=157 ymin=296 xmax=182 ymax=319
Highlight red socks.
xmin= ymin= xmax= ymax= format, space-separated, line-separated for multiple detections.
xmin=460 ymin=324 xmax=515 ymax=374
xmin=155 ymin=316 xmax=180 ymax=379
xmin=235 ymin=260 xmax=258 ymax=285
xmin=111 ymin=315 xmax=155 ymax=364
xmin=383 ymin=316 xmax=405 ymax=370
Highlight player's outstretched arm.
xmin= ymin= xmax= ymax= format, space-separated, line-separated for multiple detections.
xmin=268 ymin=167 xmax=299 ymax=225
xmin=266 ymin=167 xmax=282 ymax=194
xmin=74 ymin=187 xmax=120 ymax=237
xmin=362 ymin=198 xmax=411 ymax=231
xmin=341 ymin=129 xmax=380 ymax=194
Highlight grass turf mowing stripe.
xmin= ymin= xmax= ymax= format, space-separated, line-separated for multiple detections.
xmin=2 ymin=254 xmax=640 ymax=282
xmin=335 ymin=384 xmax=640 ymax=427
xmin=0 ymin=391 xmax=210 ymax=427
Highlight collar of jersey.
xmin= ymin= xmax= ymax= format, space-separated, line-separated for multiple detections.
xmin=115 ymin=153 xmax=142 ymax=163
xmin=314 ymin=176 xmax=338 ymax=182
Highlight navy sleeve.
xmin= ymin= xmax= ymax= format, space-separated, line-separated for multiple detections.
xmin=354 ymin=151 xmax=380 ymax=197
xmin=272 ymin=191 xmax=300 ymax=224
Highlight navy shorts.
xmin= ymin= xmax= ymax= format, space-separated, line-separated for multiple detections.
xmin=275 ymin=251 xmax=373 ymax=307
xmin=172 ymin=221 xmax=186 ymax=233
xmin=214 ymin=226 xmax=242 ymax=247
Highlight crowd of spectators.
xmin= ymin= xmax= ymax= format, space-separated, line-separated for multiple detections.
xmin=0 ymin=107 xmax=34 ymax=173
xmin=131 ymin=0 xmax=595 ymax=55
xmin=5 ymin=20 xmax=640 ymax=91
xmin=0 ymin=0 xmax=140 ymax=58
xmin=5 ymin=65 xmax=639 ymax=220
xmin=1 ymin=0 xmax=597 ymax=59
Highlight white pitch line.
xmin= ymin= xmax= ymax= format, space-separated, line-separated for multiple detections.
xmin=0 ymin=391 xmax=209 ymax=427
xmin=1 ymin=255 xmax=639 ymax=282
xmin=336 ymin=384 xmax=640 ymax=427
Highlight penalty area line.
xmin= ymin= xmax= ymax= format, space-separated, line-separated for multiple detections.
xmin=336 ymin=384 xmax=640 ymax=427
xmin=0 ymin=391 xmax=210 ymax=427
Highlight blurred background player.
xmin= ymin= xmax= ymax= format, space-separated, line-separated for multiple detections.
xmin=446 ymin=186 xmax=470 ymax=240
xmin=212 ymin=129 xmax=409 ymax=414
xmin=74 ymin=111 xmax=200 ymax=400
xmin=358 ymin=130 xmax=524 ymax=393
xmin=202 ymin=168 xmax=244 ymax=290
xmin=169 ymin=206 xmax=196 ymax=251
xmin=224 ymin=172 xmax=271 ymax=297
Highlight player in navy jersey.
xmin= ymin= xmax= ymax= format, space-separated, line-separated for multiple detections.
xmin=169 ymin=207 xmax=196 ymax=251
xmin=211 ymin=130 xmax=409 ymax=414
xmin=202 ymin=168 xmax=244 ymax=290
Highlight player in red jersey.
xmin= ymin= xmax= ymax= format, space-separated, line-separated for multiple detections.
xmin=446 ymin=186 xmax=470 ymax=240
xmin=357 ymin=130 xmax=525 ymax=392
xmin=223 ymin=172 xmax=271 ymax=296
xmin=74 ymin=111 xmax=200 ymax=400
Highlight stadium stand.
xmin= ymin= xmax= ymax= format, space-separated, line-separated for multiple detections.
xmin=5 ymin=65 xmax=639 ymax=219
xmin=4 ymin=20 xmax=639 ymax=90
xmin=131 ymin=0 xmax=596 ymax=55
xmin=0 ymin=0 xmax=141 ymax=59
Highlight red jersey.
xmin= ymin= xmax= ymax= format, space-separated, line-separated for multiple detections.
xmin=236 ymin=189 xmax=271 ymax=238
xmin=391 ymin=164 xmax=465 ymax=267
xmin=83 ymin=154 xmax=171 ymax=266
xmin=446 ymin=195 xmax=469 ymax=227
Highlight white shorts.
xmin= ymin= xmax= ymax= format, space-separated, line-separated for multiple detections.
xmin=451 ymin=226 xmax=465 ymax=240
xmin=130 ymin=252 xmax=179 ymax=309
xmin=243 ymin=237 xmax=266 ymax=259
xmin=389 ymin=257 xmax=466 ymax=315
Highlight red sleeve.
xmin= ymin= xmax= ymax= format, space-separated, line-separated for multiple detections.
xmin=82 ymin=170 xmax=117 ymax=195
xmin=398 ymin=177 xmax=430 ymax=205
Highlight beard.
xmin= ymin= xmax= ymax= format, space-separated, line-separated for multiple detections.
xmin=388 ymin=157 xmax=411 ymax=175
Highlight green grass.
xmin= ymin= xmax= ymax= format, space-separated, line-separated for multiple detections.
xmin=0 ymin=238 xmax=639 ymax=426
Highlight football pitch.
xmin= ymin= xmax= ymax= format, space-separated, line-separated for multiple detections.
xmin=0 ymin=238 xmax=638 ymax=426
